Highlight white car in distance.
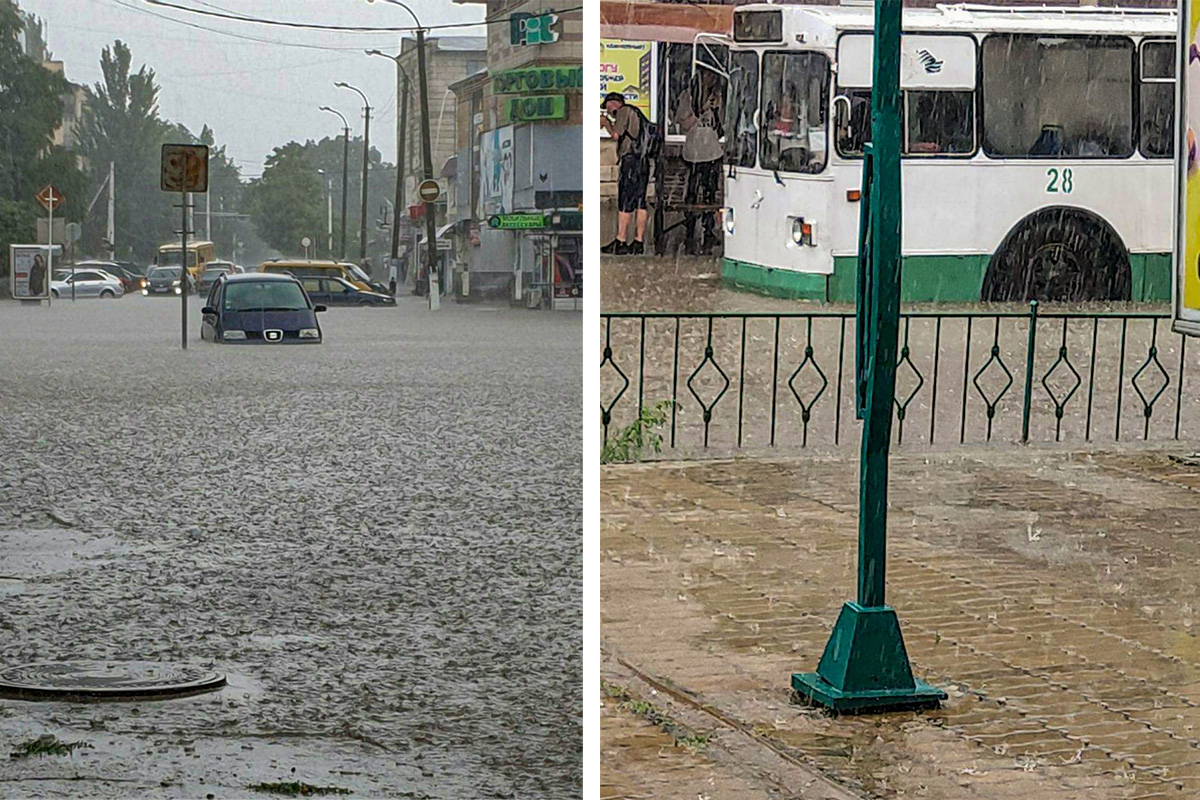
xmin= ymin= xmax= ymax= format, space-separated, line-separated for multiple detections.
xmin=50 ymin=268 xmax=125 ymax=299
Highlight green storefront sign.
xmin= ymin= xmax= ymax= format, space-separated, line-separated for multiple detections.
xmin=489 ymin=213 xmax=546 ymax=230
xmin=499 ymin=95 xmax=567 ymax=124
xmin=493 ymin=66 xmax=583 ymax=94
xmin=510 ymin=12 xmax=559 ymax=46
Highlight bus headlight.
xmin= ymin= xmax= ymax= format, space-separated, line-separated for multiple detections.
xmin=791 ymin=217 xmax=814 ymax=247
xmin=723 ymin=207 xmax=735 ymax=234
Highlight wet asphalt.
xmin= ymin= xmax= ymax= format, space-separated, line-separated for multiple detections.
xmin=0 ymin=294 xmax=581 ymax=798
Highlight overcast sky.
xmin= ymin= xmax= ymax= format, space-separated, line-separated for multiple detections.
xmin=24 ymin=0 xmax=486 ymax=175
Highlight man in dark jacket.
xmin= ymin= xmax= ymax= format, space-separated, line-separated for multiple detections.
xmin=599 ymin=92 xmax=650 ymax=255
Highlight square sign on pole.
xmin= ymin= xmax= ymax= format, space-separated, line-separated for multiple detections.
xmin=160 ymin=144 xmax=209 ymax=193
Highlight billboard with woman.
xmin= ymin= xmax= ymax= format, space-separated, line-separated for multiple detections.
xmin=9 ymin=245 xmax=53 ymax=301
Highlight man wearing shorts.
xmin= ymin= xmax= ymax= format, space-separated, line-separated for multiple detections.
xmin=600 ymin=92 xmax=649 ymax=255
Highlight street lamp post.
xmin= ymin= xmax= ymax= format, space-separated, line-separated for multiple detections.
xmin=367 ymin=0 xmax=439 ymax=308
xmin=335 ymin=82 xmax=372 ymax=265
xmin=317 ymin=169 xmax=333 ymax=257
xmin=319 ymin=106 xmax=351 ymax=261
xmin=366 ymin=49 xmax=411 ymax=293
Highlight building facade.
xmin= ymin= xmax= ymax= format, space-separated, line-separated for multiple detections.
xmin=452 ymin=0 xmax=583 ymax=308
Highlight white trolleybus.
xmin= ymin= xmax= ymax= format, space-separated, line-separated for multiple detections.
xmin=718 ymin=3 xmax=1177 ymax=303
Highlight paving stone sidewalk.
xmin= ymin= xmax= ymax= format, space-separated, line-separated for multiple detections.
xmin=602 ymin=447 xmax=1200 ymax=799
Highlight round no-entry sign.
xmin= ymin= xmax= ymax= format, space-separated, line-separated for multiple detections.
xmin=418 ymin=180 xmax=440 ymax=204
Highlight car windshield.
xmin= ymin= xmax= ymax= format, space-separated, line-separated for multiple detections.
xmin=149 ymin=267 xmax=181 ymax=279
xmin=346 ymin=264 xmax=371 ymax=282
xmin=224 ymin=281 xmax=309 ymax=312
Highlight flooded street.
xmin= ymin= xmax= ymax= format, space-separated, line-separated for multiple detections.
xmin=0 ymin=297 xmax=581 ymax=798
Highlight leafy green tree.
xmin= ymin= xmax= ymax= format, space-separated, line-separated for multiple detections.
xmin=0 ymin=0 xmax=85 ymax=280
xmin=75 ymin=39 xmax=178 ymax=263
xmin=245 ymin=143 xmax=324 ymax=256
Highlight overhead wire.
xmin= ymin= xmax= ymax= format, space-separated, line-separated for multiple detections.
xmin=141 ymin=0 xmax=579 ymax=33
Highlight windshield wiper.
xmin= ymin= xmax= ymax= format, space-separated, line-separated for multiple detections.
xmin=252 ymin=306 xmax=305 ymax=312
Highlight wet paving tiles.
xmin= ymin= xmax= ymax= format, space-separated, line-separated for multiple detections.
xmin=603 ymin=447 xmax=1200 ymax=799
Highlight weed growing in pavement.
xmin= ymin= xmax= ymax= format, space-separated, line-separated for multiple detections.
xmin=601 ymin=400 xmax=674 ymax=464
xmin=247 ymin=781 xmax=350 ymax=796
xmin=600 ymin=680 xmax=710 ymax=752
xmin=10 ymin=734 xmax=92 ymax=759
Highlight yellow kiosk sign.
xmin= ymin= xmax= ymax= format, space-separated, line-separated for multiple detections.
xmin=1177 ymin=0 xmax=1200 ymax=334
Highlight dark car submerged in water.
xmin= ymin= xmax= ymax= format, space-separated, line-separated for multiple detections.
xmin=200 ymin=273 xmax=325 ymax=344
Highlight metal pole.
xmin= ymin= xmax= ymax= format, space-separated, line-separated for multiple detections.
xmin=791 ymin=0 xmax=944 ymax=714
xmin=327 ymin=177 xmax=334 ymax=256
xmin=416 ymin=28 xmax=439 ymax=309
xmin=106 ymin=161 xmax=115 ymax=260
xmin=341 ymin=127 xmax=349 ymax=260
xmin=180 ymin=191 xmax=188 ymax=350
xmin=392 ymin=68 xmax=409 ymax=271
xmin=360 ymin=106 xmax=371 ymax=263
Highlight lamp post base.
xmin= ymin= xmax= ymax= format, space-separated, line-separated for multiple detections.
xmin=791 ymin=601 xmax=945 ymax=714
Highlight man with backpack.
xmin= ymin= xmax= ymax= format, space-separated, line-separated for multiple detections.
xmin=600 ymin=91 xmax=654 ymax=255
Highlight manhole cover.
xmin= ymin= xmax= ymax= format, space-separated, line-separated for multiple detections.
xmin=0 ymin=661 xmax=226 ymax=701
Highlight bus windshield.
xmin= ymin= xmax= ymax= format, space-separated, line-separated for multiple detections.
xmin=159 ymin=250 xmax=197 ymax=267
xmin=726 ymin=50 xmax=759 ymax=168
xmin=759 ymin=52 xmax=829 ymax=174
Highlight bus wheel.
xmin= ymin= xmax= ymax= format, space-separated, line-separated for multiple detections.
xmin=982 ymin=208 xmax=1131 ymax=303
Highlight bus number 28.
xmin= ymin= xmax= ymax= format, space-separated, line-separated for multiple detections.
xmin=1046 ymin=168 xmax=1074 ymax=194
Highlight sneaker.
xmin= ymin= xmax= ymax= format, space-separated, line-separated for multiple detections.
xmin=630 ymin=240 xmax=645 ymax=255
xmin=600 ymin=239 xmax=623 ymax=254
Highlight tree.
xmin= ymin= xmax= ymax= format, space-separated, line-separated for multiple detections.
xmin=245 ymin=143 xmax=324 ymax=256
xmin=0 ymin=0 xmax=85 ymax=281
xmin=75 ymin=39 xmax=177 ymax=263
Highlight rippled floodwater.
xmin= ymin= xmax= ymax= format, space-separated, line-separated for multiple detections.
xmin=0 ymin=296 xmax=581 ymax=798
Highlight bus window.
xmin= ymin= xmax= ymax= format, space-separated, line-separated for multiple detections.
xmin=1140 ymin=40 xmax=1175 ymax=159
xmin=905 ymin=91 xmax=974 ymax=155
xmin=836 ymin=89 xmax=871 ymax=157
xmin=725 ymin=50 xmax=759 ymax=168
xmin=759 ymin=52 xmax=829 ymax=174
xmin=666 ymin=43 xmax=728 ymax=138
xmin=982 ymin=34 xmax=1134 ymax=159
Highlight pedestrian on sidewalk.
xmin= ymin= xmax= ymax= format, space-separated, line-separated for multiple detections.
xmin=600 ymin=92 xmax=650 ymax=256
xmin=677 ymin=76 xmax=724 ymax=256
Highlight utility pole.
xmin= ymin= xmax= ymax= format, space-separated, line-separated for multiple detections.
xmin=320 ymin=106 xmax=352 ymax=261
xmin=106 ymin=161 xmax=115 ymax=260
xmin=367 ymin=0 xmax=439 ymax=309
xmin=366 ymin=49 xmax=411 ymax=291
xmin=336 ymin=83 xmax=372 ymax=265
xmin=415 ymin=28 xmax=439 ymax=306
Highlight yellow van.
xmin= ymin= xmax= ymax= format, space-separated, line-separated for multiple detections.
xmin=158 ymin=240 xmax=216 ymax=284
xmin=258 ymin=260 xmax=379 ymax=292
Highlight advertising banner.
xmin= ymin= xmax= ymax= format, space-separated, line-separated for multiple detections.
xmin=600 ymin=40 xmax=656 ymax=123
xmin=479 ymin=125 xmax=515 ymax=217
xmin=1178 ymin=2 xmax=1200 ymax=334
xmin=9 ymin=245 xmax=52 ymax=300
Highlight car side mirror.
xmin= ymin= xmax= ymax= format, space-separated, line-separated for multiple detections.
xmin=314 ymin=304 xmax=327 ymax=313
xmin=201 ymin=306 xmax=216 ymax=315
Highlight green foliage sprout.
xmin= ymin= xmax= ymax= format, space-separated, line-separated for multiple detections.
xmin=601 ymin=400 xmax=674 ymax=464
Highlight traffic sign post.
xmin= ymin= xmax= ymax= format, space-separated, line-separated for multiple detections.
xmin=161 ymin=144 xmax=208 ymax=350
xmin=37 ymin=186 xmax=63 ymax=303
xmin=419 ymin=180 xmax=441 ymax=310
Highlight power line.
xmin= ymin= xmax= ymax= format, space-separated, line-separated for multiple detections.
xmin=141 ymin=0 xmax=578 ymax=33
xmin=99 ymin=0 xmax=400 ymax=52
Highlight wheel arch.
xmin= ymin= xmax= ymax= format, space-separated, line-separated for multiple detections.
xmin=982 ymin=205 xmax=1132 ymax=302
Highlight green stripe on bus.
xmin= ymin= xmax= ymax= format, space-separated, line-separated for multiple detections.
xmin=722 ymin=254 xmax=1171 ymax=304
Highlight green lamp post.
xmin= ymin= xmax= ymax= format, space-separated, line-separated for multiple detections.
xmin=791 ymin=0 xmax=946 ymax=714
